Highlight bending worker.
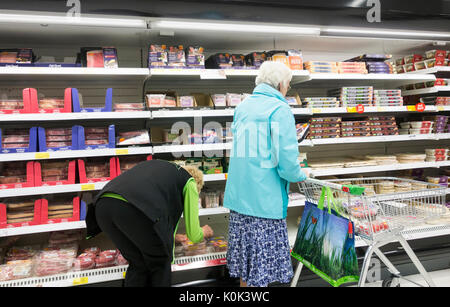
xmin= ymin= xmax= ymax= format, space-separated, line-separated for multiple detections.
xmin=86 ymin=159 xmax=213 ymax=287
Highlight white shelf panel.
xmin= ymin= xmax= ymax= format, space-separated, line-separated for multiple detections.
xmin=405 ymin=67 xmax=450 ymax=75
xmin=151 ymin=108 xmax=235 ymax=118
xmin=0 ymin=182 xmax=108 ymax=198
xmin=153 ymin=143 xmax=232 ymax=154
xmin=0 ymin=221 xmax=86 ymax=238
xmin=0 ymin=67 xmax=150 ymax=81
xmin=0 ymin=147 xmax=153 ymax=162
xmin=402 ymin=86 xmax=450 ymax=96
xmin=203 ymin=173 xmax=227 ymax=182
xmin=309 ymin=73 xmax=435 ymax=81
xmin=310 ymin=134 xmax=445 ymax=146
xmin=0 ymin=111 xmax=151 ymax=122
xmin=310 ymin=162 xmax=437 ymax=177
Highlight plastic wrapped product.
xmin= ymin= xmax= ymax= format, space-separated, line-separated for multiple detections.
xmin=4 ymin=260 xmax=35 ymax=279
xmin=38 ymin=98 xmax=65 ymax=109
xmin=72 ymin=256 xmax=95 ymax=271
xmin=212 ymin=94 xmax=226 ymax=107
xmin=117 ymin=130 xmax=150 ymax=146
xmin=167 ymin=45 xmax=186 ymax=67
xmin=178 ymin=96 xmax=195 ymax=108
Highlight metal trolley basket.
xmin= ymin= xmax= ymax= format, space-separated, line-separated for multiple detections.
xmin=290 ymin=177 xmax=447 ymax=287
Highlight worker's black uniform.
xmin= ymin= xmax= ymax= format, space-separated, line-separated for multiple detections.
xmin=86 ymin=159 xmax=192 ymax=287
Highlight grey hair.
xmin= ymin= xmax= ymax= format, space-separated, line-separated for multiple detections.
xmin=255 ymin=61 xmax=293 ymax=89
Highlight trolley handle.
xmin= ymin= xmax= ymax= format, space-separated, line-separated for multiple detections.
xmin=302 ymin=178 xmax=365 ymax=196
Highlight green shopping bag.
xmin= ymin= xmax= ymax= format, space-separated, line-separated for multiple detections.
xmin=291 ymin=186 xmax=359 ymax=287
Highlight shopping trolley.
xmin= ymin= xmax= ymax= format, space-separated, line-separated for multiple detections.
xmin=290 ymin=177 xmax=448 ymax=287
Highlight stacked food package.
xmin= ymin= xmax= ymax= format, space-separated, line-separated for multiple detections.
xmin=345 ymin=54 xmax=394 ymax=74
xmin=395 ymin=153 xmax=426 ymax=164
xmin=336 ymin=62 xmax=368 ymax=74
xmin=328 ymin=87 xmax=373 ymax=108
xmin=0 ymin=99 xmax=24 ymax=112
xmin=368 ymin=116 xmax=399 ymax=136
xmin=2 ymin=197 xmax=38 ymax=225
xmin=175 ymin=236 xmax=228 ymax=258
xmin=302 ymin=97 xmax=339 ymax=108
xmin=307 ymin=117 xmax=341 ymax=139
xmin=38 ymin=98 xmax=65 ymax=110
xmin=117 ymin=155 xmax=149 ymax=174
xmin=340 ymin=120 xmax=370 ymax=138
xmin=44 ymin=128 xmax=73 ymax=149
xmin=39 ymin=160 xmax=71 ymax=183
xmin=117 ymin=130 xmax=150 ymax=146
xmin=43 ymin=195 xmax=75 ymax=220
xmin=1 ymin=128 xmax=31 ymax=150
xmin=83 ymin=127 xmax=109 ymax=146
xmin=399 ymin=120 xmax=434 ymax=135
xmin=373 ymin=89 xmax=403 ymax=107
xmin=304 ymin=61 xmax=338 ymax=74
xmin=365 ymin=155 xmax=398 ymax=165
xmin=148 ymin=44 xmax=204 ymax=69
xmin=435 ymin=97 xmax=450 ymax=106
xmin=146 ymin=93 xmax=177 ymax=108
xmin=425 ymin=148 xmax=449 ymax=162
xmin=0 ymin=161 xmax=31 ymax=186
xmin=395 ymin=49 xmax=449 ymax=73
xmin=113 ymin=103 xmax=145 ymax=112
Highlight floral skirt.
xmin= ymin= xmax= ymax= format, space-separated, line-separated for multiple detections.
xmin=226 ymin=210 xmax=293 ymax=287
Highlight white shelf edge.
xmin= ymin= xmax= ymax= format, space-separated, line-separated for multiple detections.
xmin=0 ymin=182 xmax=108 ymax=198
xmin=0 ymin=111 xmax=151 ymax=122
xmin=405 ymin=67 xmax=450 ymax=75
xmin=0 ymin=147 xmax=153 ymax=162
xmin=152 ymin=143 xmax=232 ymax=154
xmin=308 ymin=73 xmax=436 ymax=81
xmin=0 ymin=221 xmax=86 ymax=238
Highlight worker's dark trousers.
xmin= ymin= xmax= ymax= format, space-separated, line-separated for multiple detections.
xmin=95 ymin=197 xmax=171 ymax=287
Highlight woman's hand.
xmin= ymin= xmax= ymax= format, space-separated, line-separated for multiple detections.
xmin=202 ymin=225 xmax=214 ymax=238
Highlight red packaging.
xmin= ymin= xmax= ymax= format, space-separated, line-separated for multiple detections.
xmin=40 ymin=196 xmax=81 ymax=224
xmin=115 ymin=253 xmax=128 ymax=266
xmin=28 ymin=88 xmax=72 ymax=114
xmin=83 ymin=247 xmax=101 ymax=256
xmin=0 ymin=161 xmax=34 ymax=189
xmin=0 ymin=89 xmax=34 ymax=114
xmin=0 ymin=199 xmax=41 ymax=228
xmin=116 ymin=155 xmax=152 ymax=175
xmin=34 ymin=160 xmax=76 ymax=186
xmin=78 ymin=157 xmax=117 ymax=183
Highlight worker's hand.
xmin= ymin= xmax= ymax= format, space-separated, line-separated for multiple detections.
xmin=202 ymin=225 xmax=214 ymax=238
xmin=175 ymin=234 xmax=188 ymax=243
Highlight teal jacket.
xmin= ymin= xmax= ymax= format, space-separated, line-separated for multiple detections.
xmin=223 ymin=83 xmax=307 ymax=219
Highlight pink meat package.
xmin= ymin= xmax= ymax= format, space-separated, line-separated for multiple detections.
xmin=78 ymin=156 xmax=117 ymax=183
xmin=34 ymin=160 xmax=76 ymax=186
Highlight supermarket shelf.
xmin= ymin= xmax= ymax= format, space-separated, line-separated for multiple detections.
xmin=0 ymin=67 xmax=150 ymax=82
xmin=310 ymin=133 xmax=450 ymax=146
xmin=0 ymin=265 xmax=128 ymax=287
xmin=197 ymin=199 xmax=305 ymax=216
xmin=402 ymin=86 xmax=450 ymax=96
xmin=152 ymin=142 xmax=232 ymax=154
xmin=151 ymin=108 xmax=235 ymax=118
xmin=172 ymin=252 xmax=227 ymax=272
xmin=405 ymin=67 xmax=450 ymax=77
xmin=0 ymin=182 xmax=108 ymax=198
xmin=0 ymin=147 xmax=153 ymax=162
xmin=302 ymin=73 xmax=436 ymax=88
xmin=309 ymin=105 xmax=437 ymax=114
xmin=310 ymin=162 xmax=438 ymax=177
xmin=0 ymin=111 xmax=151 ymax=122
xmin=0 ymin=221 xmax=86 ymax=238
xmin=203 ymin=173 xmax=227 ymax=182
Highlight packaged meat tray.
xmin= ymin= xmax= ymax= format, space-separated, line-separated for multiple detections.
xmin=38 ymin=126 xmax=78 ymax=152
xmin=308 ymin=133 xmax=340 ymax=139
xmin=310 ymin=117 xmax=342 ymax=123
xmin=0 ymin=161 xmax=34 ymax=189
xmin=78 ymin=156 xmax=117 ymax=183
xmin=30 ymin=88 xmax=71 ymax=113
xmin=0 ymin=127 xmax=38 ymax=154
xmin=0 ymin=197 xmax=40 ymax=228
xmin=341 ymin=121 xmax=369 ymax=127
xmin=116 ymin=155 xmax=152 ymax=175
xmin=78 ymin=125 xmax=115 ymax=150
xmin=341 ymin=132 xmax=371 ymax=137
xmin=341 ymin=126 xmax=370 ymax=132
xmin=309 ymin=127 xmax=341 ymax=134
xmin=117 ymin=130 xmax=150 ymax=146
xmin=34 ymin=160 xmax=76 ymax=186
xmin=113 ymin=103 xmax=145 ymax=112
xmin=40 ymin=196 xmax=85 ymax=224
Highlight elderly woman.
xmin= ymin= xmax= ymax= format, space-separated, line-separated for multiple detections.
xmin=224 ymin=61 xmax=308 ymax=287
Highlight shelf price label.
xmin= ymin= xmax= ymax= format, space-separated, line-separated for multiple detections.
xmin=115 ymin=149 xmax=129 ymax=155
xmin=200 ymin=69 xmax=226 ymax=80
xmin=347 ymin=104 xmax=364 ymax=114
xmin=437 ymin=106 xmax=445 ymax=111
xmin=35 ymin=152 xmax=50 ymax=159
xmin=415 ymin=103 xmax=426 ymax=112
xmin=312 ymin=108 xmax=322 ymax=114
xmin=406 ymin=105 xmax=416 ymax=112
xmin=81 ymin=184 xmax=95 ymax=191
xmin=73 ymin=277 xmax=88 ymax=286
